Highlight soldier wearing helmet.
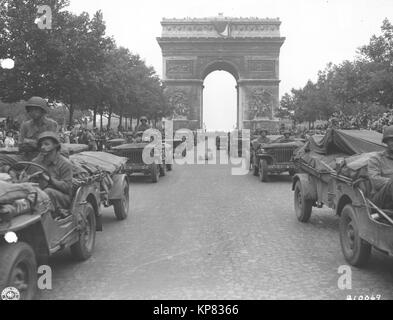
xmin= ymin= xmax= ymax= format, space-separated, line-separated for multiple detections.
xmin=257 ymin=129 xmax=271 ymax=144
xmin=135 ymin=116 xmax=151 ymax=133
xmin=32 ymin=131 xmax=73 ymax=212
xmin=368 ymin=125 xmax=393 ymax=208
xmin=18 ymin=97 xmax=58 ymax=155
xmin=277 ymin=130 xmax=294 ymax=143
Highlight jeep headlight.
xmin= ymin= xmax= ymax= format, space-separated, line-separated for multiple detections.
xmin=4 ymin=231 xmax=18 ymax=243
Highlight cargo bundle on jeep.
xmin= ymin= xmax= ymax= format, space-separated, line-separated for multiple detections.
xmin=0 ymin=150 xmax=130 ymax=299
xmin=293 ymin=128 xmax=393 ymax=267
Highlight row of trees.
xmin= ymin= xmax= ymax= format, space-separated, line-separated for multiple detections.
xmin=279 ymin=19 xmax=393 ymax=126
xmin=0 ymin=0 xmax=171 ymax=127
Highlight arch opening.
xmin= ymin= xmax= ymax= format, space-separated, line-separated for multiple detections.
xmin=203 ymin=70 xmax=238 ymax=132
xmin=201 ymin=60 xmax=240 ymax=81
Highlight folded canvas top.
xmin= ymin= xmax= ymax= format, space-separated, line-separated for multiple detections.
xmin=295 ymin=129 xmax=386 ymax=176
xmin=305 ymin=129 xmax=385 ymax=155
xmin=69 ymin=152 xmax=128 ymax=175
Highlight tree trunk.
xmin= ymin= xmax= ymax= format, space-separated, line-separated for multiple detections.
xmin=107 ymin=108 xmax=112 ymax=130
xmin=100 ymin=111 xmax=103 ymax=131
xmin=119 ymin=110 xmax=123 ymax=131
xmin=68 ymin=103 xmax=74 ymax=126
xmin=93 ymin=106 xmax=97 ymax=128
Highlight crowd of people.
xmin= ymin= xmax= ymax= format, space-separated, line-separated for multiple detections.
xmin=0 ymin=117 xmax=128 ymax=152
xmin=0 ymin=116 xmax=20 ymax=148
xmin=5 ymin=95 xmax=393 ymax=153
xmin=327 ymin=110 xmax=393 ymax=133
xmin=60 ymin=126 xmax=125 ymax=151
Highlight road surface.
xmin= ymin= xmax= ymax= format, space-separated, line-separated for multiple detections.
xmin=38 ymin=145 xmax=393 ymax=300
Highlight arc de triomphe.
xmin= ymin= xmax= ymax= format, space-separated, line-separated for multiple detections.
xmin=157 ymin=15 xmax=285 ymax=131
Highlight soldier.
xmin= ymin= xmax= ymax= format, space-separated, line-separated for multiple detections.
xmin=249 ymin=129 xmax=270 ymax=171
xmin=135 ymin=116 xmax=151 ymax=133
xmin=32 ymin=131 xmax=73 ymax=212
xmin=256 ymin=129 xmax=271 ymax=144
xmin=368 ymin=125 xmax=393 ymax=208
xmin=80 ymin=128 xmax=97 ymax=151
xmin=18 ymin=96 xmax=58 ymax=155
xmin=251 ymin=129 xmax=270 ymax=150
xmin=277 ymin=131 xmax=294 ymax=143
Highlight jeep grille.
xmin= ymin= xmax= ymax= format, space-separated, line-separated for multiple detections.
xmin=126 ymin=150 xmax=144 ymax=164
xmin=112 ymin=149 xmax=144 ymax=163
xmin=267 ymin=147 xmax=294 ymax=163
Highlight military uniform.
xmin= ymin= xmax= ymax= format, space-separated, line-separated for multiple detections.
xmin=135 ymin=123 xmax=151 ymax=133
xmin=33 ymin=152 xmax=73 ymax=211
xmin=256 ymin=136 xmax=271 ymax=144
xmin=19 ymin=117 xmax=58 ymax=143
xmin=368 ymin=151 xmax=393 ymax=208
xmin=277 ymin=133 xmax=294 ymax=143
xmin=135 ymin=116 xmax=151 ymax=133
xmin=33 ymin=132 xmax=73 ymax=211
xmin=18 ymin=97 xmax=58 ymax=160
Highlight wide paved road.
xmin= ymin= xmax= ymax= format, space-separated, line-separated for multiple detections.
xmin=39 ymin=145 xmax=393 ymax=300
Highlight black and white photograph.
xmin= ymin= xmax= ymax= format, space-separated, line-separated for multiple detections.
xmin=0 ymin=0 xmax=393 ymax=304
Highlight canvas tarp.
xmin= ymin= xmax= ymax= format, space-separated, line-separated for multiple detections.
xmin=295 ymin=129 xmax=386 ymax=177
xmin=69 ymin=151 xmax=127 ymax=175
xmin=303 ymin=129 xmax=385 ymax=155
xmin=0 ymin=180 xmax=53 ymax=216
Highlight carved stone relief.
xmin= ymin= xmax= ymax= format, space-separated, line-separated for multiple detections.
xmin=166 ymin=60 xmax=193 ymax=75
xmin=167 ymin=90 xmax=192 ymax=120
xmin=247 ymin=88 xmax=273 ymax=120
xmin=248 ymin=60 xmax=275 ymax=75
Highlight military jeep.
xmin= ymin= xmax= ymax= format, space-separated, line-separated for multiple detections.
xmin=253 ymin=139 xmax=304 ymax=182
xmin=110 ymin=141 xmax=169 ymax=183
xmin=0 ymin=151 xmax=130 ymax=300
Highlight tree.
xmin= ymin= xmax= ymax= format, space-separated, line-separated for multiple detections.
xmin=1 ymin=1 xmax=170 ymax=128
xmin=281 ymin=19 xmax=393 ymax=125
xmin=0 ymin=0 xmax=71 ymax=101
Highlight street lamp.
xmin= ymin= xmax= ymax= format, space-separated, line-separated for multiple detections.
xmin=0 ymin=58 xmax=15 ymax=70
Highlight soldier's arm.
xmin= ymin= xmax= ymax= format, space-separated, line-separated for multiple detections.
xmin=368 ymin=155 xmax=390 ymax=191
xmin=18 ymin=123 xmax=37 ymax=147
xmin=50 ymin=160 xmax=73 ymax=195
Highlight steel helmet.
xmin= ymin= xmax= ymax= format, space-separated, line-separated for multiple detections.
xmin=25 ymin=96 xmax=49 ymax=113
xmin=37 ymin=131 xmax=61 ymax=147
xmin=140 ymin=116 xmax=148 ymax=122
xmin=382 ymin=125 xmax=393 ymax=144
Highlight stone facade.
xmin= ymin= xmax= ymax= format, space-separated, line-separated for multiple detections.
xmin=157 ymin=15 xmax=285 ymax=130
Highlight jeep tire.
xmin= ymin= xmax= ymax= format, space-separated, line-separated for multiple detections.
xmin=159 ymin=164 xmax=166 ymax=177
xmin=0 ymin=242 xmax=37 ymax=300
xmin=71 ymin=202 xmax=96 ymax=261
xmin=259 ymin=159 xmax=269 ymax=182
xmin=113 ymin=180 xmax=129 ymax=221
xmin=151 ymin=163 xmax=160 ymax=183
xmin=294 ymin=181 xmax=313 ymax=223
xmin=339 ymin=204 xmax=371 ymax=267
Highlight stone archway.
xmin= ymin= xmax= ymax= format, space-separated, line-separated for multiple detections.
xmin=157 ymin=15 xmax=285 ymax=131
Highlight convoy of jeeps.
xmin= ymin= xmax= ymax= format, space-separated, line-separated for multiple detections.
xmin=1 ymin=127 xmax=392 ymax=300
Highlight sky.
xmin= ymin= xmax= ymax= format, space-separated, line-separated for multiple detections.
xmin=68 ymin=0 xmax=393 ymax=131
